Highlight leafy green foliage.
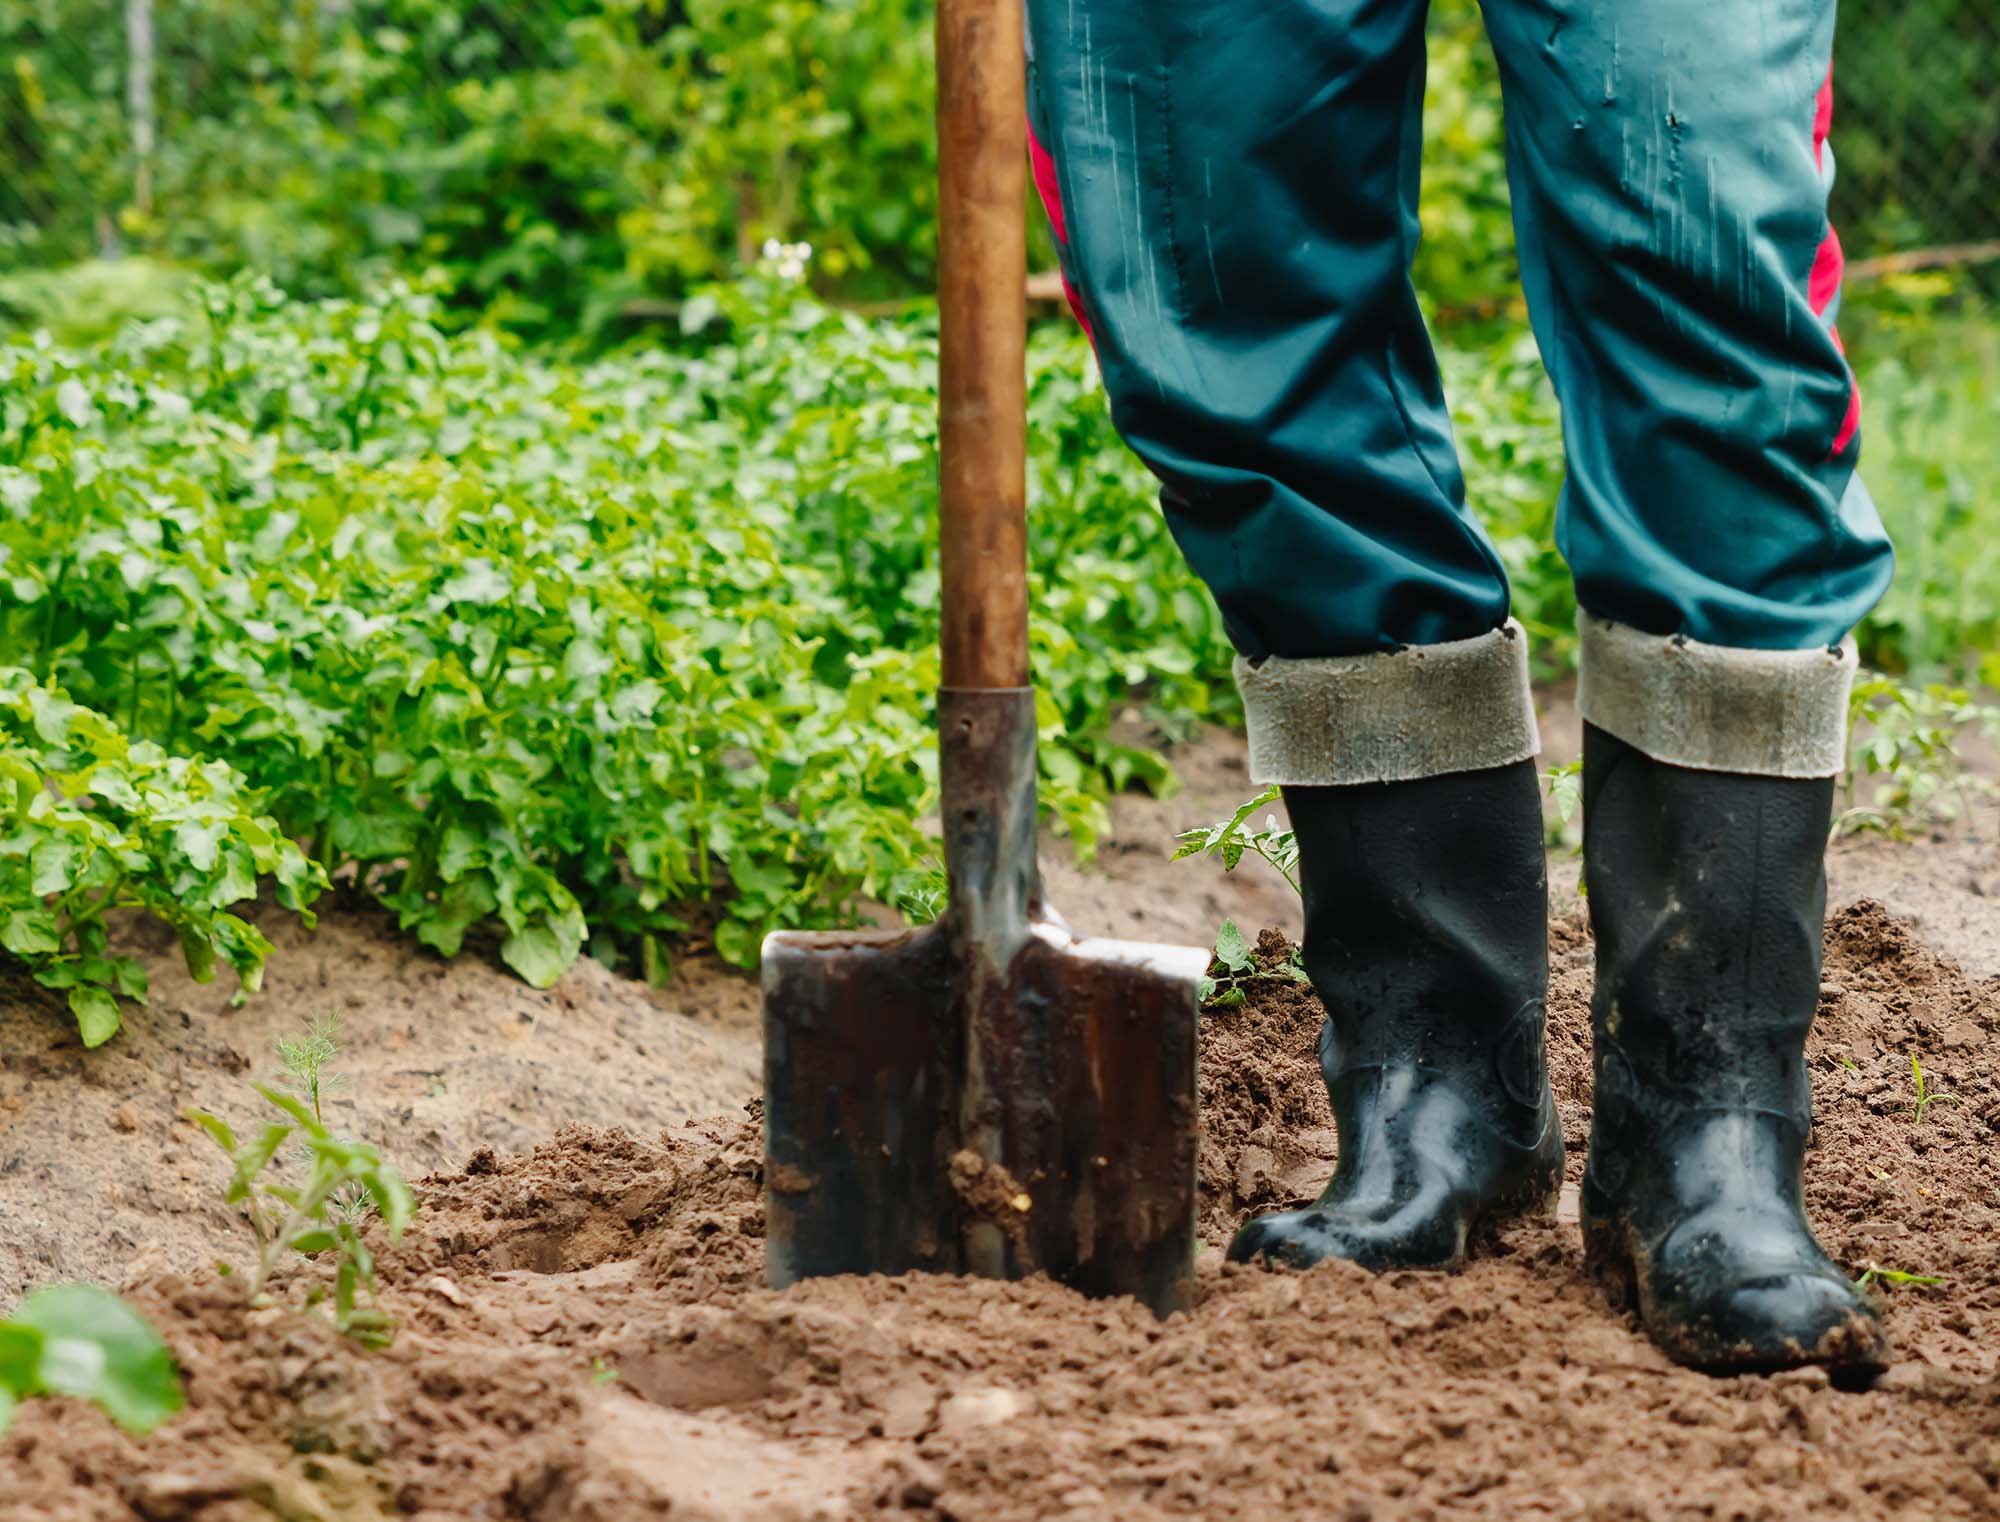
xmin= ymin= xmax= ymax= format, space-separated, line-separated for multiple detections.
xmin=1417 ymin=0 xmax=1516 ymax=317
xmin=188 ymin=1020 xmax=416 ymax=1348
xmin=0 ymin=0 xmax=952 ymax=341
xmin=1541 ymin=759 xmax=1584 ymax=857
xmin=4 ymin=269 xmax=1990 ymax=991
xmin=1192 ymin=916 xmax=1308 ymax=1011
xmin=1171 ymin=785 xmax=1300 ymax=894
xmin=1172 ymin=790 xmax=1309 ymax=1008
xmin=1837 ymin=677 xmax=2000 ymax=840
xmin=1842 ymin=297 xmax=2000 ymax=679
xmin=1440 ymin=332 xmax=1576 ymax=677
xmin=0 ymin=275 xmax=1230 ymax=983
xmin=0 ymin=1283 xmax=183 ymax=1436
xmin=0 ymin=0 xmax=1600 ymax=338
xmin=0 ymin=667 xmax=324 ymax=1045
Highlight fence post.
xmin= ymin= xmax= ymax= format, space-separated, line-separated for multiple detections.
xmin=125 ymin=0 xmax=156 ymax=219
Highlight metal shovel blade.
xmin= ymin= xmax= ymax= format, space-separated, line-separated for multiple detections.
xmin=762 ymin=915 xmax=1203 ymax=1316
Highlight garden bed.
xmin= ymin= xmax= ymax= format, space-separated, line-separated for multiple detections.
xmin=6 ymin=895 xmax=1997 ymax=1522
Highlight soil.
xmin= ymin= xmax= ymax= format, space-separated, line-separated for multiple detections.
xmin=0 ymin=911 xmax=762 ymax=1304
xmin=0 ymin=724 xmax=1304 ymax=1304
xmin=7 ymin=895 xmax=2000 ymax=1521
xmin=5 ymin=721 xmax=2000 ymax=1521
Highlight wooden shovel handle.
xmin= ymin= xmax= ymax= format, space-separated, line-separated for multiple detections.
xmin=937 ymin=0 xmax=1029 ymax=692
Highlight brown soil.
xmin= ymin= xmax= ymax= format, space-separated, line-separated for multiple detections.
xmin=0 ymin=909 xmax=763 ymax=1303
xmin=8 ymin=896 xmax=1998 ymax=1522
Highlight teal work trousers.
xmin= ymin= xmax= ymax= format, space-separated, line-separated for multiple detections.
xmin=1025 ymin=0 xmax=1894 ymax=660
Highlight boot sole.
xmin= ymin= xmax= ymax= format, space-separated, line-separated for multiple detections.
xmin=1581 ymin=1211 xmax=1888 ymax=1385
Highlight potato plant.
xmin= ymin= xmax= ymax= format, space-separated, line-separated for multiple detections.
xmin=0 ymin=276 xmax=1233 ymax=987
xmin=0 ymin=667 xmax=324 ymax=1044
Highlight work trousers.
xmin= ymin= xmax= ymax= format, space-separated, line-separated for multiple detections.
xmin=1025 ymin=0 xmax=1892 ymax=783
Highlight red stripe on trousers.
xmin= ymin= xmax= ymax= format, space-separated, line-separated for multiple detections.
xmin=1026 ymin=119 xmax=1096 ymax=342
xmin=1811 ymin=66 xmax=1860 ymax=456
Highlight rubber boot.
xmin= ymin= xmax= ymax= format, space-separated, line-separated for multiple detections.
xmin=1579 ymin=724 xmax=1889 ymax=1376
xmin=1229 ymin=761 xmax=1565 ymax=1271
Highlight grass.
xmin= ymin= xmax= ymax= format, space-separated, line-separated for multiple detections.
xmin=1907 ymin=1053 xmax=1961 ymax=1125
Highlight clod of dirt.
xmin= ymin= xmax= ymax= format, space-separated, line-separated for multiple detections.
xmin=6 ymin=899 xmax=1999 ymax=1522
xmin=948 ymin=1148 xmax=1033 ymax=1249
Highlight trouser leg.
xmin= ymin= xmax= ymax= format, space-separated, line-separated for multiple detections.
xmin=1028 ymin=2 xmax=1559 ymax=1274
xmin=1483 ymin=0 xmax=1893 ymax=672
xmin=1027 ymin=0 xmax=1540 ymax=783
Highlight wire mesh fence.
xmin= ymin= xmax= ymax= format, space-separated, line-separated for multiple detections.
xmin=1 ymin=0 xmax=1995 ymax=299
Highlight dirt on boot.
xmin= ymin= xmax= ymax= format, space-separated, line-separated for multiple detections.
xmin=6 ymin=901 xmax=1999 ymax=1522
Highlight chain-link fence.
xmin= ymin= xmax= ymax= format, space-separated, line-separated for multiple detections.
xmin=1 ymin=0 xmax=1995 ymax=313
xmin=1828 ymin=0 xmax=1999 ymax=274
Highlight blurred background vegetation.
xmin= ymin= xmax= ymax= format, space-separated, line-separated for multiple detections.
xmin=3 ymin=0 xmax=1993 ymax=328
xmin=0 ymin=0 xmax=1995 ymax=684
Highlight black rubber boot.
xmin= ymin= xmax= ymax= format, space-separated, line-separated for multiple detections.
xmin=1229 ymin=761 xmax=1565 ymax=1271
xmin=1579 ymin=724 xmax=1889 ymax=1377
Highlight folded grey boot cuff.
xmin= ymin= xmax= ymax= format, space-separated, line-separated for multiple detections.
xmin=1576 ymin=615 xmax=1856 ymax=779
xmin=1234 ymin=621 xmax=1540 ymax=787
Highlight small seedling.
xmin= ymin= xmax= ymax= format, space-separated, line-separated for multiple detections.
xmin=188 ymin=1017 xmax=416 ymax=1348
xmin=1541 ymin=760 xmax=1584 ymax=858
xmin=275 ymin=1012 xmax=348 ymax=1119
xmin=273 ymin=1014 xmax=370 ymax=1224
xmin=1542 ymin=761 xmax=1583 ymax=827
xmin=1196 ymin=917 xmax=1308 ymax=1009
xmin=0 ymin=1284 xmax=182 ymax=1436
xmin=1174 ymin=792 xmax=1309 ymax=1007
xmin=1172 ymin=787 xmax=1301 ymax=895
xmin=1853 ymin=1262 xmax=1947 ymax=1292
xmin=591 ymin=1357 xmax=620 ymax=1386
xmin=1907 ymin=1053 xmax=1960 ymax=1124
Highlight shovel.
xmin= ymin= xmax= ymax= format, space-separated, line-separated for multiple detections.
xmin=760 ymin=0 xmax=1204 ymax=1316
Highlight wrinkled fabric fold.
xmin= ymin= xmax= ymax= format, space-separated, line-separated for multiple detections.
xmin=1577 ymin=615 xmax=1856 ymax=779
xmin=1235 ymin=621 xmax=1539 ymax=786
xmin=1024 ymin=0 xmax=1893 ymax=660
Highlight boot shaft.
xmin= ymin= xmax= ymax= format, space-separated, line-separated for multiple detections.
xmin=1286 ymin=762 xmax=1549 ymax=1094
xmin=1582 ymin=724 xmax=1833 ymax=1118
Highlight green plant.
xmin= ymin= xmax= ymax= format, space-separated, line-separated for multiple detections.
xmin=1906 ymin=1053 xmax=1961 ymax=1124
xmin=0 ymin=667 xmax=325 ymax=1046
xmin=1171 ymin=786 xmax=1300 ymax=893
xmin=188 ymin=1022 xmax=416 ymax=1348
xmin=1172 ymin=791 xmax=1310 ymax=1007
xmin=0 ymin=1283 xmax=182 ymax=1436
xmin=0 ymin=277 xmax=1233 ymax=984
xmin=1853 ymin=1262 xmax=1947 ymax=1292
xmin=1837 ymin=677 xmax=2000 ymax=839
xmin=0 ymin=0 xmax=952 ymax=341
xmin=1194 ymin=917 xmax=1308 ymax=1011
xmin=1540 ymin=758 xmax=1584 ymax=857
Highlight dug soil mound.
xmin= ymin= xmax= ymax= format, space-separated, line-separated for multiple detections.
xmin=7 ymin=901 xmax=1999 ymax=1521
